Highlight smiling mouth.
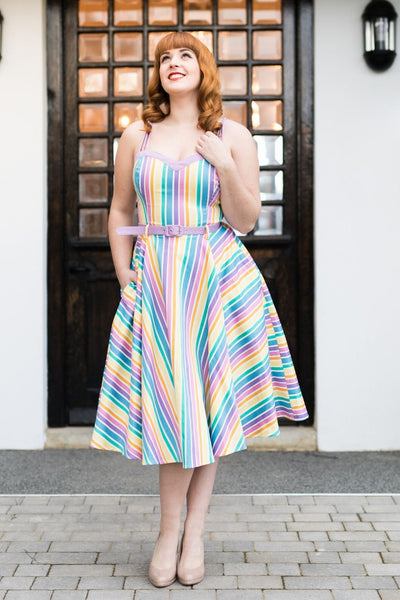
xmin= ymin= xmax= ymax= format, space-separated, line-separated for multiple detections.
xmin=168 ymin=73 xmax=185 ymax=80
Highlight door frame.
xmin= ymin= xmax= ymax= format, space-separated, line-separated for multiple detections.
xmin=46 ymin=0 xmax=314 ymax=427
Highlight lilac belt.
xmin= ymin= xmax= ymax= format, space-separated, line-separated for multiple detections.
xmin=117 ymin=222 xmax=221 ymax=237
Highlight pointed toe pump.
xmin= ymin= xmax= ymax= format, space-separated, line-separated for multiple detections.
xmin=148 ymin=535 xmax=179 ymax=588
xmin=177 ymin=536 xmax=205 ymax=586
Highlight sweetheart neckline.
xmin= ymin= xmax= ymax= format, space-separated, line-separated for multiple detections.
xmin=134 ymin=149 xmax=205 ymax=170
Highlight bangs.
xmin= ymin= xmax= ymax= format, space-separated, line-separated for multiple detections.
xmin=155 ymin=32 xmax=202 ymax=60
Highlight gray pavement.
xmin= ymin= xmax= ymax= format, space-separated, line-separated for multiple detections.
xmin=0 ymin=449 xmax=399 ymax=495
xmin=1 ymin=493 xmax=400 ymax=599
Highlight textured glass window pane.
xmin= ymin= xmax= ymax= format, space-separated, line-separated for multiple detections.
xmin=218 ymin=31 xmax=247 ymax=60
xmin=253 ymin=31 xmax=282 ymax=60
xmin=114 ymin=102 xmax=143 ymax=131
xmin=114 ymin=67 xmax=143 ymax=96
xmin=218 ymin=0 xmax=246 ymax=25
xmin=79 ymin=34 xmax=109 ymax=63
xmin=79 ymin=103 xmax=108 ymax=132
xmin=253 ymin=135 xmax=283 ymax=166
xmin=114 ymin=33 xmax=143 ymax=62
xmin=79 ymin=208 xmax=108 ymax=238
xmin=79 ymin=174 xmax=108 ymax=204
xmin=148 ymin=0 xmax=177 ymax=25
xmin=253 ymin=205 xmax=283 ymax=235
xmin=114 ymin=0 xmax=143 ymax=25
xmin=252 ymin=100 xmax=282 ymax=130
xmin=259 ymin=170 xmax=283 ymax=201
xmin=184 ymin=0 xmax=212 ymax=25
xmin=222 ymin=101 xmax=247 ymax=126
xmin=253 ymin=0 xmax=282 ymax=25
xmin=189 ymin=31 xmax=213 ymax=52
xmin=79 ymin=138 xmax=108 ymax=167
xmin=219 ymin=66 xmax=247 ymax=95
xmin=79 ymin=69 xmax=108 ymax=97
xmin=148 ymin=32 xmax=173 ymax=61
xmin=78 ymin=0 xmax=108 ymax=26
xmin=252 ymin=66 xmax=282 ymax=95
xmin=113 ymin=138 xmax=119 ymax=164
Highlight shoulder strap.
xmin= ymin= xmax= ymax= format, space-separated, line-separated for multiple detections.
xmin=218 ymin=116 xmax=226 ymax=139
xmin=139 ymin=121 xmax=152 ymax=151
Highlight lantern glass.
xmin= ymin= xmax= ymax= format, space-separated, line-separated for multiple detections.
xmin=0 ymin=12 xmax=3 ymax=61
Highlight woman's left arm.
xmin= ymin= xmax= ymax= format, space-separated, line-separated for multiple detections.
xmin=195 ymin=119 xmax=261 ymax=233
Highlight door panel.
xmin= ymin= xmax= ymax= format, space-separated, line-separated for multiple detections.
xmin=47 ymin=0 xmax=314 ymax=427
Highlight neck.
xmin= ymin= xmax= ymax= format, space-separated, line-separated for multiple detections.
xmin=167 ymin=94 xmax=200 ymax=127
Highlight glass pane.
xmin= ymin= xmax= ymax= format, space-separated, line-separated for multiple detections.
xmin=78 ymin=0 xmax=108 ymax=27
xmin=252 ymin=100 xmax=282 ymax=131
xmin=253 ymin=135 xmax=283 ymax=166
xmin=189 ymin=31 xmax=213 ymax=53
xmin=79 ymin=138 xmax=108 ymax=167
xmin=78 ymin=69 xmax=108 ymax=97
xmin=114 ymin=33 xmax=143 ymax=62
xmin=253 ymin=205 xmax=283 ymax=235
xmin=222 ymin=101 xmax=247 ymax=126
xmin=218 ymin=31 xmax=248 ymax=60
xmin=79 ymin=208 xmax=108 ymax=238
xmin=219 ymin=66 xmax=247 ymax=95
xmin=253 ymin=31 xmax=282 ymax=60
xmin=148 ymin=32 xmax=173 ymax=61
xmin=79 ymin=174 xmax=108 ymax=204
xmin=114 ymin=102 xmax=143 ymax=131
xmin=253 ymin=0 xmax=282 ymax=25
xmin=259 ymin=170 xmax=283 ymax=201
xmin=148 ymin=0 xmax=177 ymax=25
xmin=79 ymin=103 xmax=108 ymax=132
xmin=218 ymin=0 xmax=246 ymax=25
xmin=114 ymin=0 xmax=143 ymax=25
xmin=79 ymin=33 xmax=109 ymax=63
xmin=252 ymin=66 xmax=282 ymax=95
xmin=184 ymin=0 xmax=212 ymax=25
xmin=114 ymin=67 xmax=143 ymax=96
xmin=113 ymin=138 xmax=119 ymax=164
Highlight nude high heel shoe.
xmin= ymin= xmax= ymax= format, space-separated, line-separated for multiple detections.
xmin=148 ymin=534 xmax=179 ymax=588
xmin=177 ymin=534 xmax=205 ymax=586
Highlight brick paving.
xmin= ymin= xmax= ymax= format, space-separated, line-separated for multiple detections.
xmin=0 ymin=494 xmax=399 ymax=599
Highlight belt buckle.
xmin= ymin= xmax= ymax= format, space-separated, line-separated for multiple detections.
xmin=166 ymin=224 xmax=183 ymax=237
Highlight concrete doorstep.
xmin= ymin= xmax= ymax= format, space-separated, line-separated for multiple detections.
xmin=45 ymin=426 xmax=317 ymax=452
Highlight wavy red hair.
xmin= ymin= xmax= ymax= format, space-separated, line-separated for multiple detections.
xmin=142 ymin=32 xmax=223 ymax=134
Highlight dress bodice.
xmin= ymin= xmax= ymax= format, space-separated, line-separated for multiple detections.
xmin=132 ymin=122 xmax=225 ymax=227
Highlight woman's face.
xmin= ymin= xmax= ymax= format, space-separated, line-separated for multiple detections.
xmin=159 ymin=47 xmax=201 ymax=96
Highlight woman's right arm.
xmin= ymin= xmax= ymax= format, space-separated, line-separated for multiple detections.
xmin=108 ymin=121 xmax=143 ymax=290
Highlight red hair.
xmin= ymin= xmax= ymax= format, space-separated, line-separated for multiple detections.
xmin=142 ymin=32 xmax=223 ymax=134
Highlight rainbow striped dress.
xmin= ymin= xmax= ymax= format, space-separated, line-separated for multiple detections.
xmin=90 ymin=120 xmax=309 ymax=468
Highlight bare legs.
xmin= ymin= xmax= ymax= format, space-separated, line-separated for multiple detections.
xmin=149 ymin=459 xmax=219 ymax=586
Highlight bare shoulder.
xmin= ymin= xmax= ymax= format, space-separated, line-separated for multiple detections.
xmin=118 ymin=119 xmax=146 ymax=154
xmin=222 ymin=118 xmax=254 ymax=149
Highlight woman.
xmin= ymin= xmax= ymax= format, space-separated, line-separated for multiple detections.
xmin=90 ymin=32 xmax=309 ymax=587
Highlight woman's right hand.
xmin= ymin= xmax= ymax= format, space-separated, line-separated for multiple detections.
xmin=119 ymin=267 xmax=138 ymax=291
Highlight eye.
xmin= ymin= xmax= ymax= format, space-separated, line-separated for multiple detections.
xmin=182 ymin=51 xmax=192 ymax=59
xmin=160 ymin=54 xmax=170 ymax=63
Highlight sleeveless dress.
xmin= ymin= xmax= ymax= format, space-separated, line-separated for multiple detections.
xmin=90 ymin=119 xmax=309 ymax=468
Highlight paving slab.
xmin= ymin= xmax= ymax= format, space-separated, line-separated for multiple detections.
xmin=0 ymin=493 xmax=398 ymax=599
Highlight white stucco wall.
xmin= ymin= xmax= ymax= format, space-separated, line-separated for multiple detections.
xmin=315 ymin=0 xmax=400 ymax=449
xmin=0 ymin=0 xmax=47 ymax=447
xmin=0 ymin=0 xmax=399 ymax=452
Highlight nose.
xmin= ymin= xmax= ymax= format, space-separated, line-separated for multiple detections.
xmin=169 ymin=52 xmax=181 ymax=67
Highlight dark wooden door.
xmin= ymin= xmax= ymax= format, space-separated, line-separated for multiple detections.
xmin=47 ymin=0 xmax=314 ymax=427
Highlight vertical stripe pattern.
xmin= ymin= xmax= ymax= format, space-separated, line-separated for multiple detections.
xmin=90 ymin=136 xmax=309 ymax=468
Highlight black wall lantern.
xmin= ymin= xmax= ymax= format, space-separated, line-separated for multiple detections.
xmin=0 ymin=11 xmax=3 ymax=62
xmin=363 ymin=0 xmax=397 ymax=71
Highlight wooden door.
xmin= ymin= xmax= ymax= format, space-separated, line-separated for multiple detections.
xmin=47 ymin=0 xmax=314 ymax=427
